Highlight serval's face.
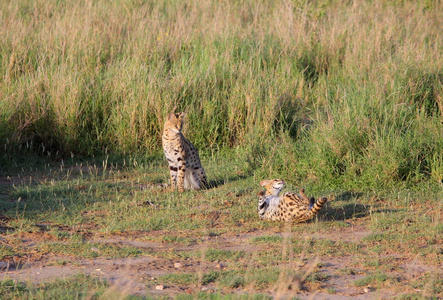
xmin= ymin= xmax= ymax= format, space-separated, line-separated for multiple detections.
xmin=260 ymin=179 xmax=285 ymax=196
xmin=164 ymin=112 xmax=185 ymax=133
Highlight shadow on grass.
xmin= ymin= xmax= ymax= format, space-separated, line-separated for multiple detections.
xmin=321 ymin=203 xmax=369 ymax=221
xmin=0 ymin=180 xmax=132 ymax=223
xmin=0 ymin=170 xmax=248 ymax=225
xmin=207 ymin=174 xmax=249 ymax=189
xmin=321 ymin=202 xmax=399 ymax=221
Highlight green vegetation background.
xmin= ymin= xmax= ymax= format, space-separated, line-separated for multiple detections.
xmin=1 ymin=0 xmax=442 ymax=190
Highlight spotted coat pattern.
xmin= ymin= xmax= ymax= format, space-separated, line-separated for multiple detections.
xmin=162 ymin=112 xmax=208 ymax=192
xmin=258 ymin=179 xmax=327 ymax=223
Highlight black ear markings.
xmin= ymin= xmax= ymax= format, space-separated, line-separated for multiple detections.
xmin=178 ymin=112 xmax=186 ymax=122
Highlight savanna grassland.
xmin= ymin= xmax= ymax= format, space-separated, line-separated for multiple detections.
xmin=0 ymin=0 xmax=442 ymax=299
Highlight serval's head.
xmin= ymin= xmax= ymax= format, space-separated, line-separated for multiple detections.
xmin=259 ymin=179 xmax=285 ymax=196
xmin=164 ymin=112 xmax=185 ymax=133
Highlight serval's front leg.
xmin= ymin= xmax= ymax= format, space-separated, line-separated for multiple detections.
xmin=176 ymin=160 xmax=186 ymax=193
xmin=168 ymin=162 xmax=178 ymax=190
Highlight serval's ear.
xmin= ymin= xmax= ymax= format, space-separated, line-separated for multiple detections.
xmin=177 ymin=112 xmax=186 ymax=121
xmin=260 ymin=180 xmax=271 ymax=187
xmin=167 ymin=112 xmax=176 ymax=120
xmin=299 ymin=188 xmax=309 ymax=201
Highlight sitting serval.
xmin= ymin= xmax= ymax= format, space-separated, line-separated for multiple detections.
xmin=162 ymin=112 xmax=208 ymax=192
xmin=258 ymin=179 xmax=327 ymax=223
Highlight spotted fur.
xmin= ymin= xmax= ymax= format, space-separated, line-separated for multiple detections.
xmin=162 ymin=112 xmax=208 ymax=192
xmin=258 ymin=179 xmax=327 ymax=223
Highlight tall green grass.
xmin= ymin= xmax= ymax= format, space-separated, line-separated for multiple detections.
xmin=1 ymin=0 xmax=442 ymax=188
